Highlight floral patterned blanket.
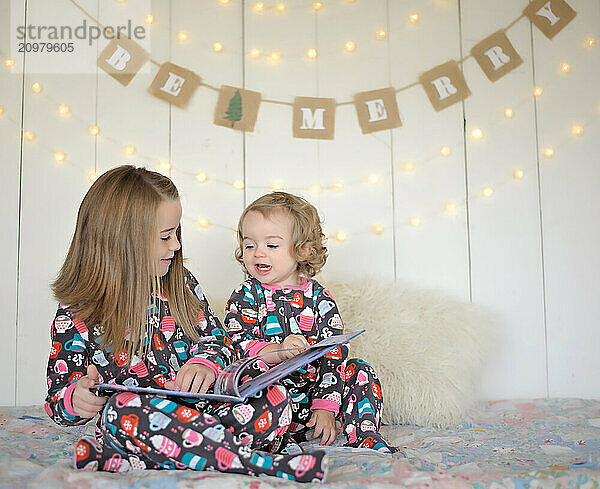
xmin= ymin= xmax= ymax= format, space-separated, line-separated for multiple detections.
xmin=1 ymin=398 xmax=599 ymax=489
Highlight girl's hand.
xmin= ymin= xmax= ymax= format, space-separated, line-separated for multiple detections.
xmin=165 ymin=364 xmax=216 ymax=394
xmin=72 ymin=364 xmax=108 ymax=419
xmin=306 ymin=409 xmax=338 ymax=446
xmin=279 ymin=334 xmax=310 ymax=361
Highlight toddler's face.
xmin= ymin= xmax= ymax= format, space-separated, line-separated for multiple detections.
xmin=156 ymin=199 xmax=182 ymax=277
xmin=241 ymin=210 xmax=300 ymax=287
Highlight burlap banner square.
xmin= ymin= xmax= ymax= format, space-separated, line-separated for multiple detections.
xmin=214 ymin=86 xmax=262 ymax=132
xmin=419 ymin=60 xmax=471 ymax=112
xmin=97 ymin=36 xmax=149 ymax=87
xmin=354 ymin=88 xmax=402 ymax=134
xmin=523 ymin=0 xmax=576 ymax=40
xmin=471 ymin=30 xmax=524 ymax=82
xmin=149 ymin=62 xmax=202 ymax=108
xmin=293 ymin=97 xmax=336 ymax=139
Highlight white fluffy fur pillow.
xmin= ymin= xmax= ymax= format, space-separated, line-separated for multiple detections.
xmin=324 ymin=279 xmax=491 ymax=428
xmin=209 ymin=278 xmax=491 ymax=429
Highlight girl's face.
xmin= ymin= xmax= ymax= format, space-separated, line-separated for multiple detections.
xmin=156 ymin=199 xmax=182 ymax=277
xmin=241 ymin=209 xmax=301 ymax=287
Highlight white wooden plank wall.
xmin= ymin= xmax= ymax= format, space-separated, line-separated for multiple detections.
xmin=0 ymin=0 xmax=598 ymax=406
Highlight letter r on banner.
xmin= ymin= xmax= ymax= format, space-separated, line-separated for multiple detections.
xmin=97 ymin=36 xmax=148 ymax=86
xmin=293 ymin=97 xmax=336 ymax=139
xmin=471 ymin=30 xmax=523 ymax=82
xmin=523 ymin=0 xmax=576 ymax=40
xmin=419 ymin=60 xmax=471 ymax=112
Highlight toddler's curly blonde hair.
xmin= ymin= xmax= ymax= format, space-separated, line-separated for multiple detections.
xmin=235 ymin=191 xmax=328 ymax=278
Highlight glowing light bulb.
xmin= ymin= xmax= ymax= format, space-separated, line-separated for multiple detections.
xmin=312 ymin=2 xmax=323 ymax=11
xmin=276 ymin=2 xmax=286 ymax=12
xmin=409 ymin=13 xmax=419 ymax=23
xmin=250 ymin=48 xmax=260 ymax=57
xmin=560 ymin=63 xmax=570 ymax=73
xmin=440 ymin=146 xmax=451 ymax=156
xmin=513 ymin=169 xmax=525 ymax=180
xmin=533 ymin=86 xmax=543 ymax=97
xmin=344 ymin=41 xmax=356 ymax=52
xmin=54 ymin=151 xmax=66 ymax=162
xmin=158 ymin=161 xmax=172 ymax=172
xmin=504 ymin=108 xmax=513 ymax=118
xmin=31 ymin=82 xmax=42 ymax=93
xmin=23 ymin=130 xmax=35 ymax=141
xmin=270 ymin=51 xmax=281 ymax=61
xmin=375 ymin=30 xmax=386 ymax=40
xmin=88 ymin=171 xmax=99 ymax=183
xmin=145 ymin=14 xmax=154 ymax=24
xmin=254 ymin=2 xmax=264 ymax=13
xmin=4 ymin=57 xmax=14 ymax=68
xmin=571 ymin=125 xmax=584 ymax=137
xmin=196 ymin=217 xmax=210 ymax=229
xmin=219 ymin=0 xmax=230 ymax=4
xmin=445 ymin=202 xmax=457 ymax=214
xmin=0 ymin=106 xmax=4 ymax=116
xmin=543 ymin=147 xmax=554 ymax=158
xmin=335 ymin=231 xmax=348 ymax=242
xmin=213 ymin=42 xmax=223 ymax=52
xmin=88 ymin=125 xmax=100 ymax=136
xmin=367 ymin=174 xmax=380 ymax=185
xmin=332 ymin=181 xmax=345 ymax=192
xmin=233 ymin=179 xmax=245 ymax=190
xmin=372 ymin=224 xmax=384 ymax=235
xmin=271 ymin=180 xmax=285 ymax=190
xmin=123 ymin=145 xmax=136 ymax=156
xmin=195 ymin=172 xmax=208 ymax=183
xmin=58 ymin=104 xmax=70 ymax=116
xmin=585 ymin=37 xmax=595 ymax=48
xmin=178 ymin=31 xmax=188 ymax=42
xmin=307 ymin=48 xmax=318 ymax=59
xmin=481 ymin=187 xmax=494 ymax=197
xmin=309 ymin=183 xmax=322 ymax=194
xmin=402 ymin=162 xmax=415 ymax=173
xmin=409 ymin=216 xmax=421 ymax=227
xmin=470 ymin=128 xmax=483 ymax=139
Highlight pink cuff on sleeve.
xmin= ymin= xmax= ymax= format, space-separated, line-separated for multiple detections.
xmin=310 ymin=399 xmax=340 ymax=416
xmin=186 ymin=357 xmax=220 ymax=379
xmin=248 ymin=341 xmax=273 ymax=358
xmin=63 ymin=382 xmax=78 ymax=417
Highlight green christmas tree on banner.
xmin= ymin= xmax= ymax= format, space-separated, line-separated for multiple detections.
xmin=225 ymin=90 xmax=243 ymax=127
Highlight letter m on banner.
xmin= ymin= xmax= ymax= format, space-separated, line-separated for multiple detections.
xmin=97 ymin=36 xmax=149 ymax=86
xmin=293 ymin=97 xmax=336 ymax=139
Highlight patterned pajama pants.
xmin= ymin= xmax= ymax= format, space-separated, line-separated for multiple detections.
xmin=74 ymin=384 xmax=327 ymax=482
xmin=289 ymin=358 xmax=395 ymax=453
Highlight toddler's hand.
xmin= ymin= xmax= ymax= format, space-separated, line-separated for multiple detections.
xmin=306 ymin=409 xmax=338 ymax=446
xmin=279 ymin=334 xmax=310 ymax=361
xmin=164 ymin=364 xmax=216 ymax=394
xmin=72 ymin=364 xmax=108 ymax=419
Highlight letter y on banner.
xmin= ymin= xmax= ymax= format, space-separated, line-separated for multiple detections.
xmin=419 ymin=60 xmax=471 ymax=112
xmin=293 ymin=97 xmax=336 ymax=139
xmin=97 ymin=36 xmax=149 ymax=86
xmin=523 ymin=0 xmax=576 ymax=40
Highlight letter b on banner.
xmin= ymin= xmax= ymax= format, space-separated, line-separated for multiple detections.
xmin=97 ymin=36 xmax=148 ymax=86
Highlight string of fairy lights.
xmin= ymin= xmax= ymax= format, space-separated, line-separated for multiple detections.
xmin=1 ymin=0 xmax=597 ymax=241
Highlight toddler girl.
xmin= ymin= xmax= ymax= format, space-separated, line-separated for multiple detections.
xmin=45 ymin=166 xmax=327 ymax=482
xmin=225 ymin=191 xmax=395 ymax=453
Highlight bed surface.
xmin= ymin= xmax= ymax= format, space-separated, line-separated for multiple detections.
xmin=1 ymin=398 xmax=599 ymax=488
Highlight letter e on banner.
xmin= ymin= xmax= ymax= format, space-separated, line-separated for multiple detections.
xmin=419 ymin=60 xmax=471 ymax=112
xmin=471 ymin=30 xmax=523 ymax=82
xmin=97 ymin=36 xmax=149 ymax=86
xmin=523 ymin=0 xmax=576 ymax=40
xmin=293 ymin=97 xmax=336 ymax=139
xmin=149 ymin=62 xmax=201 ymax=108
xmin=214 ymin=85 xmax=262 ymax=132
xmin=354 ymin=88 xmax=402 ymax=134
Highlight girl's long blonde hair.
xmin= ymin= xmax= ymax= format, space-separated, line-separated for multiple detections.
xmin=52 ymin=165 xmax=202 ymax=360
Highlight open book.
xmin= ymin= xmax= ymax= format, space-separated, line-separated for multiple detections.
xmin=93 ymin=330 xmax=364 ymax=403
